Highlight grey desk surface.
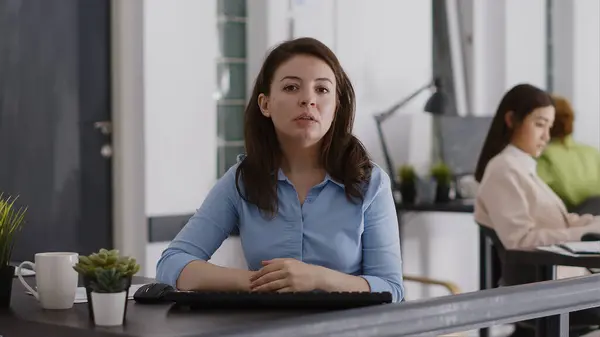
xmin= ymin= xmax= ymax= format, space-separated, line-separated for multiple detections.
xmin=506 ymin=248 xmax=600 ymax=268
xmin=0 ymin=276 xmax=330 ymax=337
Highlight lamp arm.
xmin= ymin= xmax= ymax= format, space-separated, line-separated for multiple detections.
xmin=375 ymin=118 xmax=398 ymax=191
xmin=372 ymin=79 xmax=435 ymax=188
xmin=373 ymin=80 xmax=435 ymax=123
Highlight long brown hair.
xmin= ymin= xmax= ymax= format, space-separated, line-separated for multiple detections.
xmin=474 ymin=84 xmax=553 ymax=182
xmin=236 ymin=37 xmax=373 ymax=217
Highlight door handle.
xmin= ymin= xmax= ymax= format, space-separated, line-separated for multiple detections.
xmin=94 ymin=121 xmax=112 ymax=135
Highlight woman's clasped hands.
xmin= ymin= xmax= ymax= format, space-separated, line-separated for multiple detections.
xmin=249 ymin=258 xmax=324 ymax=292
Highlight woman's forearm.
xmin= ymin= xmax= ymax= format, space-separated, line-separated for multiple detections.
xmin=176 ymin=260 xmax=255 ymax=291
xmin=316 ymin=266 xmax=370 ymax=292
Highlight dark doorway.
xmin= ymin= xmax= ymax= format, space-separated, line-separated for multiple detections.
xmin=0 ymin=0 xmax=112 ymax=262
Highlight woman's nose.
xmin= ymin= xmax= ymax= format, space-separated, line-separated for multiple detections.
xmin=300 ymin=99 xmax=316 ymax=107
xmin=299 ymin=91 xmax=316 ymax=107
xmin=542 ymin=129 xmax=550 ymax=141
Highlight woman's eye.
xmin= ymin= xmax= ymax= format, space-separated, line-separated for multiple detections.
xmin=283 ymin=85 xmax=298 ymax=92
xmin=316 ymin=87 xmax=330 ymax=94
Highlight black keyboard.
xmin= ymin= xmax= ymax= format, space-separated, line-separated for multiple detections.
xmin=163 ymin=290 xmax=392 ymax=310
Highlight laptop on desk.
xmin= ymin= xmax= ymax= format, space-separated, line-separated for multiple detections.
xmin=557 ymin=241 xmax=600 ymax=255
xmin=537 ymin=242 xmax=600 ymax=256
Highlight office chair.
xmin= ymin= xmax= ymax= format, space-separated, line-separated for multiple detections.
xmin=403 ymin=275 xmax=461 ymax=295
xmin=477 ymin=223 xmax=597 ymax=337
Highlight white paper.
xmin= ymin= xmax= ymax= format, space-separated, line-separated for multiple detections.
xmin=536 ymin=243 xmax=600 ymax=257
xmin=558 ymin=241 xmax=600 ymax=254
xmin=25 ymin=283 xmax=148 ymax=303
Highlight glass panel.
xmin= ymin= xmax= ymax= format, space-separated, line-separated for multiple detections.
xmin=218 ymin=104 xmax=245 ymax=141
xmin=216 ymin=63 xmax=246 ymax=100
xmin=217 ymin=0 xmax=246 ymax=17
xmin=217 ymin=145 xmax=245 ymax=177
xmin=218 ymin=21 xmax=246 ymax=59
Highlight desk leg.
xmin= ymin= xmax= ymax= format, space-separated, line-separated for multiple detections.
xmin=535 ymin=265 xmax=560 ymax=337
xmin=536 ymin=309 xmax=566 ymax=337
xmin=479 ymin=227 xmax=490 ymax=337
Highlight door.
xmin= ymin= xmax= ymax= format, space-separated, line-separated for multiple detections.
xmin=0 ymin=0 xmax=112 ymax=262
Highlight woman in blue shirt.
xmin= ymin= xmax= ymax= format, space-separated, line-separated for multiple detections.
xmin=156 ymin=37 xmax=404 ymax=302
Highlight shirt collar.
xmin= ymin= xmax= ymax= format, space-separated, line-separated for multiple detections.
xmin=240 ymin=154 xmax=344 ymax=188
xmin=504 ymin=144 xmax=537 ymax=173
xmin=277 ymin=169 xmax=345 ymax=188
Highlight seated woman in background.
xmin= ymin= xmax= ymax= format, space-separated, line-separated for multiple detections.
xmin=474 ymin=84 xmax=600 ymax=250
xmin=474 ymin=84 xmax=600 ymax=337
xmin=537 ymin=95 xmax=600 ymax=213
xmin=156 ymin=37 xmax=404 ymax=302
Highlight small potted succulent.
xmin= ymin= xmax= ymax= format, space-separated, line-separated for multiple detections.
xmin=430 ymin=162 xmax=453 ymax=203
xmin=73 ymin=249 xmax=140 ymax=326
xmin=0 ymin=194 xmax=27 ymax=308
xmin=398 ymin=165 xmax=418 ymax=204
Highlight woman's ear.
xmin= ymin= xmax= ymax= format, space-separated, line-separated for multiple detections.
xmin=504 ymin=111 xmax=514 ymax=129
xmin=258 ymin=93 xmax=270 ymax=118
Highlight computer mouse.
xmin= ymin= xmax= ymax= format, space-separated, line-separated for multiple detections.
xmin=133 ymin=283 xmax=175 ymax=304
xmin=582 ymin=233 xmax=600 ymax=242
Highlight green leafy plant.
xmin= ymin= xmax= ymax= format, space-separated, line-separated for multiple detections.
xmin=430 ymin=162 xmax=453 ymax=185
xmin=0 ymin=194 xmax=28 ymax=267
xmin=73 ymin=248 xmax=140 ymax=290
xmin=398 ymin=165 xmax=417 ymax=184
xmin=90 ymin=268 xmax=129 ymax=293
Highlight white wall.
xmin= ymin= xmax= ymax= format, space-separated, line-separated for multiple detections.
xmin=468 ymin=0 xmax=547 ymax=116
xmin=553 ymin=0 xmax=600 ymax=149
xmin=144 ymin=0 xmax=217 ymax=217
xmin=504 ymin=0 xmax=547 ymax=90
xmin=337 ymin=0 xmax=434 ymax=175
xmin=113 ymin=0 xmax=219 ymax=276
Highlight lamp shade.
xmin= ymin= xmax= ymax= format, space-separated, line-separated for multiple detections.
xmin=424 ymin=78 xmax=446 ymax=115
xmin=424 ymin=91 xmax=445 ymax=115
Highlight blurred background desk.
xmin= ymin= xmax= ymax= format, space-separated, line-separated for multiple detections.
xmin=395 ymin=199 xmax=475 ymax=300
xmin=479 ymin=226 xmax=600 ymax=337
xmin=395 ymin=198 xmax=475 ymax=253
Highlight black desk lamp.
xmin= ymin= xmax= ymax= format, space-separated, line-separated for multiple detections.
xmin=373 ymin=78 xmax=446 ymax=190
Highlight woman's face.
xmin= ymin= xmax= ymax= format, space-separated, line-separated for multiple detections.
xmin=257 ymin=55 xmax=337 ymax=147
xmin=508 ymin=105 xmax=555 ymax=157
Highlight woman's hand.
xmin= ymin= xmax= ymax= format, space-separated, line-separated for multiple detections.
xmin=249 ymin=258 xmax=323 ymax=292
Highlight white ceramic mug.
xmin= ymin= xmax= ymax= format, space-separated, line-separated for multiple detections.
xmin=17 ymin=252 xmax=79 ymax=310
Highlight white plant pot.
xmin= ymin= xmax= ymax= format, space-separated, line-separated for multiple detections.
xmin=91 ymin=291 xmax=126 ymax=326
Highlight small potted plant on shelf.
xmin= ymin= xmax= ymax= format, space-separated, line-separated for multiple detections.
xmin=430 ymin=162 xmax=453 ymax=203
xmin=0 ymin=194 xmax=27 ymax=309
xmin=398 ymin=165 xmax=418 ymax=204
xmin=73 ymin=249 xmax=140 ymax=326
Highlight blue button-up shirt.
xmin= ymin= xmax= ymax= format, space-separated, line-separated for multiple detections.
xmin=156 ymin=160 xmax=404 ymax=302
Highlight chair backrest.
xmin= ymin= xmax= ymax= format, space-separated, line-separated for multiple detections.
xmin=478 ymin=223 xmax=506 ymax=260
xmin=477 ymin=222 xmax=538 ymax=287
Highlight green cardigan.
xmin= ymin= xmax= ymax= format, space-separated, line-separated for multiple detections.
xmin=537 ymin=136 xmax=600 ymax=209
